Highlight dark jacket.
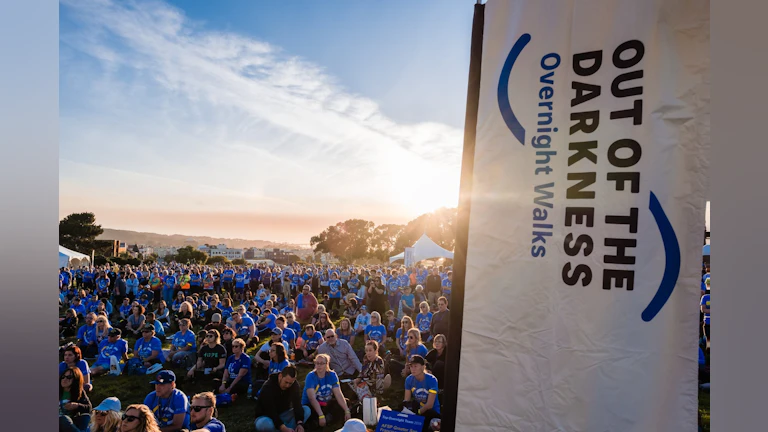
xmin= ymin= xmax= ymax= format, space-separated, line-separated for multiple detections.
xmin=253 ymin=373 xmax=304 ymax=429
xmin=426 ymin=275 xmax=442 ymax=293
xmin=430 ymin=309 xmax=451 ymax=340
xmin=61 ymin=390 xmax=92 ymax=417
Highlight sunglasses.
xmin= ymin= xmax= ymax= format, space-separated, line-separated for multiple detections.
xmin=408 ymin=336 xmax=416 ymax=340
xmin=122 ymin=414 xmax=139 ymax=422
xmin=190 ymin=405 xmax=212 ymax=412
xmin=206 ymin=334 xmax=215 ymax=338
xmin=61 ymin=374 xmax=74 ymax=380
xmin=326 ymin=335 xmax=335 ymax=338
xmin=95 ymin=410 xmax=108 ymax=416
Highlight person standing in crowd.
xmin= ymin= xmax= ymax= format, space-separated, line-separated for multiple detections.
xmin=317 ymin=329 xmax=362 ymax=380
xmin=441 ymin=271 xmax=452 ymax=306
xmin=250 ymin=265 xmax=262 ymax=293
xmin=60 ymin=345 xmax=93 ymax=392
xmin=365 ymin=279 xmax=387 ymax=317
xmin=328 ymin=272 xmax=343 ymax=313
xmin=126 ymin=273 xmax=140 ymax=302
xmin=403 ymin=355 xmax=441 ymax=432
xmin=59 ymin=366 xmax=92 ymax=432
xmin=162 ymin=271 xmax=177 ymax=306
xmin=120 ymin=404 xmax=163 ymax=432
xmin=352 ymin=340 xmax=392 ymax=399
xmin=134 ymin=324 xmax=165 ymax=369
xmin=425 ymin=334 xmax=447 ymax=389
xmin=302 ymin=354 xmax=352 ymax=428
xmin=91 ymin=328 xmax=129 ymax=376
xmin=220 ymin=338 xmax=251 ymax=397
xmin=386 ymin=270 xmax=401 ymax=313
xmin=296 ymin=285 xmax=319 ymax=324
xmin=189 ymin=392 xmax=226 ymax=432
xmin=430 ymin=297 xmax=451 ymax=342
xmin=88 ymin=397 xmax=122 ymax=432
xmin=253 ymin=365 xmax=310 ymax=432
xmin=143 ymin=370 xmax=190 ymax=431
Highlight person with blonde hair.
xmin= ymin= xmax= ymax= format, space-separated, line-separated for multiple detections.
xmin=364 ymin=311 xmax=387 ymax=350
xmin=119 ymin=404 xmax=162 ymax=432
xmin=189 ymin=392 xmax=225 ymax=431
xmin=89 ymin=397 xmax=122 ymax=432
xmin=302 ymin=353 xmax=351 ymax=428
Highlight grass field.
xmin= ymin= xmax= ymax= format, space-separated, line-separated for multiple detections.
xmin=63 ymin=316 xmax=711 ymax=431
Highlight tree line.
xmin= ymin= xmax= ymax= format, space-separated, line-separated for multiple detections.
xmin=309 ymin=207 xmax=457 ymax=264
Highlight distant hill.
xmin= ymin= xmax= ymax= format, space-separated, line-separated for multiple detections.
xmin=97 ymin=228 xmax=307 ymax=250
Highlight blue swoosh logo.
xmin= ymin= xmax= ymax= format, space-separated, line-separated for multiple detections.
xmin=642 ymin=192 xmax=681 ymax=322
xmin=498 ymin=33 xmax=531 ymax=145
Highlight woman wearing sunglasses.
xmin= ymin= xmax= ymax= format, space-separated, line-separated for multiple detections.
xmin=301 ymin=353 xmax=351 ymax=428
xmin=187 ymin=329 xmax=227 ymax=382
xmin=59 ymin=366 xmax=92 ymax=432
xmin=88 ymin=397 xmax=122 ymax=432
xmin=220 ymin=338 xmax=251 ymax=397
xmin=119 ymin=404 xmax=161 ymax=432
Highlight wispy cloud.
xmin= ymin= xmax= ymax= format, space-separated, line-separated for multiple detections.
xmin=59 ymin=0 xmax=462 ymax=241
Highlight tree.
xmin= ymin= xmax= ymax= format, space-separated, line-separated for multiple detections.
xmin=175 ymin=246 xmax=208 ymax=264
xmin=370 ymin=224 xmax=405 ymax=261
xmin=59 ymin=212 xmax=103 ymax=253
xmin=231 ymin=258 xmax=247 ymax=265
xmin=206 ymin=256 xmax=231 ymax=266
xmin=163 ymin=254 xmax=176 ymax=263
xmin=311 ymin=219 xmax=375 ymax=264
xmin=394 ymin=207 xmax=457 ymax=253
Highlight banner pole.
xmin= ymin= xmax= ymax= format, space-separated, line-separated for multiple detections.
xmin=441 ymin=1 xmax=484 ymax=430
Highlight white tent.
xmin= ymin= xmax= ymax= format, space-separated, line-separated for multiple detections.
xmin=389 ymin=234 xmax=454 ymax=263
xmin=59 ymin=245 xmax=91 ymax=268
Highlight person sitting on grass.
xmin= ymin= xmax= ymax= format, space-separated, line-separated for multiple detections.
xmin=187 ymin=329 xmax=227 ymax=382
xmin=425 ymin=334 xmax=447 ymax=389
xmin=337 ymin=318 xmax=355 ymax=346
xmin=133 ymin=324 xmax=165 ymax=371
xmin=59 ymin=366 xmax=92 ymax=432
xmin=87 ymin=397 xmax=121 ymax=432
xmin=302 ymin=354 xmax=352 ymax=428
xmin=220 ymin=337 xmax=252 ymax=398
xmin=403 ymin=355 xmax=440 ymax=432
xmin=228 ymin=309 xmax=258 ymax=348
xmin=314 ymin=311 xmax=335 ymax=334
xmin=253 ymin=365 xmax=310 ymax=432
xmin=415 ymin=301 xmax=433 ymax=343
xmin=286 ymin=312 xmax=302 ymax=337
xmin=60 ymin=345 xmax=93 ymax=392
xmin=125 ymin=304 xmax=147 ymax=338
xmin=167 ymin=318 xmax=196 ymax=369
xmin=296 ymin=324 xmax=324 ymax=363
xmin=146 ymin=312 xmax=166 ymax=342
xmin=91 ymin=328 xmax=128 ymax=376
xmin=189 ymin=391 xmax=226 ymax=432
xmin=353 ymin=306 xmax=371 ymax=336
xmin=253 ymin=328 xmax=291 ymax=380
xmin=317 ymin=329 xmax=362 ymax=380
xmin=143 ymin=370 xmax=190 ymax=431
xmin=352 ymin=340 xmax=392 ymax=399
xmin=275 ymin=316 xmax=297 ymax=352
xmin=123 ymin=403 xmax=164 ymax=432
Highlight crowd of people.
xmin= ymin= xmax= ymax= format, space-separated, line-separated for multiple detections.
xmin=59 ymin=262 xmax=455 ymax=432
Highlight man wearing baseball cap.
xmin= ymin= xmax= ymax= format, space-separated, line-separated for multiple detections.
xmin=143 ymin=370 xmax=190 ymax=431
xmin=90 ymin=328 xmax=128 ymax=376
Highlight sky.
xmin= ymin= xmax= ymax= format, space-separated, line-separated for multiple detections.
xmin=59 ymin=0 xmax=476 ymax=244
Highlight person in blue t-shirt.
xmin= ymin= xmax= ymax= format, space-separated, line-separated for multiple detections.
xmin=297 ymin=324 xmax=324 ymax=362
xmin=162 ymin=271 xmax=177 ymax=305
xmin=365 ymin=311 xmax=388 ymax=348
xmin=91 ymin=328 xmax=129 ymax=376
xmin=76 ymin=312 xmax=99 ymax=358
xmin=71 ymin=297 xmax=87 ymax=319
xmin=220 ymin=338 xmax=251 ymax=397
xmin=234 ymin=270 xmax=246 ymax=299
xmin=134 ymin=324 xmax=165 ymax=367
xmin=415 ymin=301 xmax=434 ymax=341
xmin=441 ymin=271 xmax=452 ymax=306
xmin=327 ymin=273 xmax=343 ymax=312
xmin=399 ymin=285 xmax=416 ymax=319
xmin=404 ymin=355 xmax=441 ymax=430
xmin=144 ymin=370 xmax=191 ymax=430
xmin=302 ymin=353 xmax=352 ymax=428
xmin=189 ymin=392 xmax=226 ymax=432
xmin=168 ymin=319 xmax=197 ymax=368
xmin=286 ymin=312 xmax=302 ymax=337
xmin=386 ymin=271 xmax=401 ymax=311
xmin=268 ymin=343 xmax=291 ymax=375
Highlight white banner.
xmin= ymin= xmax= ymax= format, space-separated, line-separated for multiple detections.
xmin=404 ymin=247 xmax=416 ymax=267
xmin=455 ymin=1 xmax=709 ymax=431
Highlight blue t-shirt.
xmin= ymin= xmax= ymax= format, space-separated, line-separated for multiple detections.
xmin=387 ymin=278 xmax=400 ymax=296
xmin=191 ymin=418 xmax=226 ymax=432
xmin=250 ymin=268 xmax=261 ymax=280
xmin=119 ymin=304 xmax=132 ymax=317
xmin=442 ymin=278 xmax=452 ymax=294
xmin=225 ymin=354 xmax=251 ymax=383
xmin=163 ymin=275 xmax=176 ymax=289
xmin=143 ymin=389 xmax=190 ymax=429
xmin=59 ymin=360 xmax=90 ymax=379
xmin=86 ymin=300 xmax=101 ymax=314
xmin=338 ymin=331 xmax=353 ymax=344
xmin=288 ymin=321 xmax=301 ymax=336
xmin=405 ymin=373 xmax=441 ymax=414
xmin=302 ymin=370 xmax=340 ymax=405
xmin=95 ymin=338 xmax=128 ymax=364
xmin=152 ymin=320 xmax=166 ymax=337
xmin=189 ymin=274 xmax=201 ymax=287
xmin=416 ymin=312 xmax=433 ymax=333
xmin=96 ymin=278 xmax=110 ymax=292
xmin=701 ymin=294 xmax=710 ymax=324
xmin=398 ymin=275 xmax=410 ymax=287
xmin=698 ymin=346 xmax=706 ymax=365
xmin=222 ymin=270 xmax=235 ymax=282
xmin=236 ymin=316 xmax=255 ymax=337
xmin=401 ymin=293 xmax=415 ymax=309
xmin=269 ymin=359 xmax=291 ymax=375
xmin=77 ymin=324 xmax=97 ymax=345
xmin=328 ymin=279 xmax=343 ymax=298
xmin=386 ymin=319 xmax=397 ymax=334
xmin=72 ymin=304 xmax=86 ymax=317
xmin=302 ymin=331 xmax=323 ymax=351
xmin=220 ymin=306 xmax=234 ymax=320
xmin=281 ymin=327 xmax=296 ymax=345
xmin=365 ymin=324 xmax=387 ymax=345
xmin=405 ymin=343 xmax=429 ymax=362
xmin=234 ymin=274 xmax=245 ymax=289
xmin=348 ymin=277 xmax=360 ymax=293
xmin=259 ymin=313 xmax=277 ymax=330
xmin=171 ymin=330 xmax=196 ymax=351
xmin=396 ymin=328 xmax=408 ymax=352
xmin=134 ymin=337 xmax=165 ymax=363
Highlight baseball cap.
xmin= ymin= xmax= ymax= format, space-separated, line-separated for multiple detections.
xmin=410 ymin=355 xmax=426 ymax=366
xmin=108 ymin=328 xmax=121 ymax=337
xmin=150 ymin=370 xmax=176 ymax=384
xmin=271 ymin=327 xmax=283 ymax=337
xmin=360 ymin=305 xmax=367 ymax=310
xmin=92 ymin=397 xmax=121 ymax=413
xmin=340 ymin=418 xmax=368 ymax=432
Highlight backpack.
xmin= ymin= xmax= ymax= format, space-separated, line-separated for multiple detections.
xmin=124 ymin=358 xmax=147 ymax=376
